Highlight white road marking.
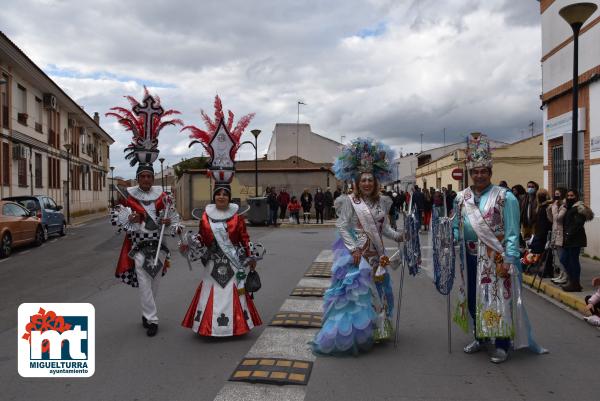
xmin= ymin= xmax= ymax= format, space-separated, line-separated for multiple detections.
xmin=296 ymin=278 xmax=330 ymax=289
xmin=280 ymin=299 xmax=323 ymax=313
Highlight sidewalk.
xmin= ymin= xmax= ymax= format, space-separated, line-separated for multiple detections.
xmin=523 ymin=255 xmax=600 ymax=315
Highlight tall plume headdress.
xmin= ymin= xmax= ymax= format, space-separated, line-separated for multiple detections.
xmin=181 ymin=95 xmax=255 ymax=194
xmin=333 ymin=138 xmax=395 ymax=183
xmin=106 ymin=87 xmax=183 ymax=176
xmin=465 ymin=132 xmax=493 ymax=170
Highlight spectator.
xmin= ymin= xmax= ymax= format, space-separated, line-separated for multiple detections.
xmin=266 ymin=187 xmax=279 ymax=226
xmin=528 ymin=189 xmax=553 ymax=277
xmin=411 ymin=186 xmax=425 ymax=230
xmin=432 ymin=190 xmax=444 ymax=218
xmin=277 ymin=189 xmax=290 ymax=220
xmin=422 ymin=187 xmax=433 ymax=231
xmin=397 ymin=190 xmax=406 ymax=212
xmin=511 ymin=184 xmax=527 ymax=248
xmin=498 ymin=180 xmax=509 ymax=188
xmin=301 ymin=188 xmax=313 ymax=223
xmin=548 ymin=187 xmax=568 ymax=285
xmin=446 ymin=190 xmax=457 ymax=215
xmin=324 ymin=187 xmax=334 ymax=220
xmin=560 ymin=189 xmax=594 ymax=292
xmin=287 ymin=196 xmax=301 ymax=224
xmin=389 ymin=191 xmax=399 ymax=229
xmin=584 ymin=276 xmax=600 ymax=326
xmin=314 ymin=187 xmax=325 ymax=224
xmin=521 ymin=181 xmax=539 ymax=241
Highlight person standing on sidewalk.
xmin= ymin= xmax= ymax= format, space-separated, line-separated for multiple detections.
xmin=324 ymin=187 xmax=334 ymax=220
xmin=528 ymin=189 xmax=553 ymax=277
xmin=277 ymin=188 xmax=290 ymax=220
xmin=287 ymin=196 xmax=301 ymax=224
xmin=560 ymin=189 xmax=594 ymax=292
xmin=521 ymin=181 xmax=539 ymax=241
xmin=314 ymin=187 xmax=325 ymax=224
xmin=453 ymin=133 xmax=545 ymax=364
xmin=412 ymin=185 xmax=425 ymax=230
xmin=266 ymin=187 xmax=279 ymax=226
xmin=548 ymin=188 xmax=568 ymax=285
xmin=301 ymin=188 xmax=313 ymax=223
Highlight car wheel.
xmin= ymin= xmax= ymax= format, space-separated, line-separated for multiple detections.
xmin=43 ymin=225 xmax=49 ymax=241
xmin=34 ymin=226 xmax=44 ymax=246
xmin=0 ymin=233 xmax=11 ymax=258
xmin=59 ymin=222 xmax=67 ymax=236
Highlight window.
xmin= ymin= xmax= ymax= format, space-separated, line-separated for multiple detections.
xmin=2 ymin=143 xmax=8 ymax=185
xmin=18 ymin=158 xmax=27 ymax=187
xmin=4 ymin=203 xmax=28 ymax=217
xmin=35 ymin=153 xmax=42 ymax=188
xmin=44 ymin=197 xmax=57 ymax=210
xmin=2 ymin=204 xmax=11 ymax=216
xmin=16 ymin=84 xmax=27 ymax=126
xmin=1 ymin=76 xmax=8 ymax=129
xmin=47 ymin=156 xmax=61 ymax=189
xmin=34 ymin=97 xmax=43 ymax=133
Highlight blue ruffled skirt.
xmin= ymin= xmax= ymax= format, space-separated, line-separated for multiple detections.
xmin=312 ymin=238 xmax=381 ymax=355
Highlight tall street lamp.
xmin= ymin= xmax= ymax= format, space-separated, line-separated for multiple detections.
xmin=110 ymin=166 xmax=115 ymax=207
xmin=559 ymin=2 xmax=597 ymax=193
xmin=250 ymin=129 xmax=261 ymax=197
xmin=64 ymin=143 xmax=72 ymax=224
xmin=159 ymin=157 xmax=165 ymax=192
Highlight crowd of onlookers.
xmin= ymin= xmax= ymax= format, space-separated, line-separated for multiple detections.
xmin=264 ymin=187 xmax=340 ymax=226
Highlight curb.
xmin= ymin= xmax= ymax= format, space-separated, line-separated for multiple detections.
xmin=522 ymin=274 xmax=588 ymax=315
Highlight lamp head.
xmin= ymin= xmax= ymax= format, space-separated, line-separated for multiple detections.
xmin=559 ymin=2 xmax=597 ymax=27
xmin=251 ymin=129 xmax=261 ymax=139
xmin=159 ymin=157 xmax=165 ymax=164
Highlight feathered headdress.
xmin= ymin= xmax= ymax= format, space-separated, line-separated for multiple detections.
xmin=465 ymin=132 xmax=493 ymax=170
xmin=181 ymin=95 xmax=255 ymax=192
xmin=333 ymin=138 xmax=395 ymax=182
xmin=105 ymin=87 xmax=183 ymax=176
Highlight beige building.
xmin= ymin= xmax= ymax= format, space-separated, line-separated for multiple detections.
xmin=267 ymin=123 xmax=341 ymax=164
xmin=539 ymin=0 xmax=600 ymax=257
xmin=0 ymin=31 xmax=114 ymax=220
xmin=416 ymin=134 xmax=543 ymax=191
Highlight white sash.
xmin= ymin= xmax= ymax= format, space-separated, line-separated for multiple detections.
xmin=463 ymin=187 xmax=504 ymax=254
xmin=350 ymin=196 xmax=385 ymax=257
xmin=209 ymin=218 xmax=245 ymax=275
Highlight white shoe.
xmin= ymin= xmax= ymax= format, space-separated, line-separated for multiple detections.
xmin=584 ymin=315 xmax=600 ymax=327
xmin=463 ymin=340 xmax=482 ymax=354
xmin=551 ymin=272 xmax=567 ymax=284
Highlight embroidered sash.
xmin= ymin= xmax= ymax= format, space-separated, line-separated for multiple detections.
xmin=463 ymin=186 xmax=504 ymax=254
xmin=350 ymin=197 xmax=385 ymax=257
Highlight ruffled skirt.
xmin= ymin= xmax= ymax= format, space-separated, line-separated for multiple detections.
xmin=312 ymin=239 xmax=379 ymax=355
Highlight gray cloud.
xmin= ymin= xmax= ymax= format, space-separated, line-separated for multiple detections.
xmin=0 ymin=0 xmax=542 ymax=177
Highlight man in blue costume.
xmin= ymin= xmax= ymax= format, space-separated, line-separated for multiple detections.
xmin=453 ymin=133 xmax=545 ymax=364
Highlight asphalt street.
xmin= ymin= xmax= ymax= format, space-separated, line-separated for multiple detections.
xmin=0 ymin=219 xmax=599 ymax=401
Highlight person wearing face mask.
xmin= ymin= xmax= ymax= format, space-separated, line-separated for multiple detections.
xmin=521 ymin=181 xmax=539 ymax=242
xmin=314 ymin=187 xmax=325 ymax=224
xmin=559 ymin=189 xmax=594 ymax=292
xmin=547 ymin=188 xmax=568 ymax=284
xmin=312 ymin=138 xmax=404 ymax=355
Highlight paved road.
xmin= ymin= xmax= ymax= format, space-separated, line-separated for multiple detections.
xmin=0 ymin=220 xmax=598 ymax=401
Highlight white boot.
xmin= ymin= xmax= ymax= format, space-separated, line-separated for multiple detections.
xmin=552 ymin=271 xmax=567 ymax=284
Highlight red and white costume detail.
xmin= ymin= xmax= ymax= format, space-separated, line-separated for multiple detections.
xmin=182 ymin=204 xmax=262 ymax=336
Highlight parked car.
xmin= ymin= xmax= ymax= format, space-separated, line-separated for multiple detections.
xmin=3 ymin=195 xmax=66 ymax=240
xmin=0 ymin=200 xmax=44 ymax=257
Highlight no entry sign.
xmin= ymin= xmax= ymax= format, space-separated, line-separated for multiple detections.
xmin=451 ymin=168 xmax=464 ymax=181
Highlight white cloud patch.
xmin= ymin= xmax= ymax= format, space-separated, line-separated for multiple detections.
xmin=1 ymin=0 xmax=542 ymax=177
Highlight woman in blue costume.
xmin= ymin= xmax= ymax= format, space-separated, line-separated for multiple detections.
xmin=312 ymin=138 xmax=404 ymax=355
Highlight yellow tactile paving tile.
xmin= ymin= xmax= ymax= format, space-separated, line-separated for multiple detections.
xmin=304 ymin=262 xmax=333 ymax=278
xmin=290 ymin=287 xmax=326 ymax=297
xmin=269 ymin=311 xmax=323 ymax=328
xmin=229 ymin=357 xmax=313 ymax=386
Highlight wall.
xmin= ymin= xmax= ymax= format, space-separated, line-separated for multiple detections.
xmin=267 ymin=123 xmax=341 ymax=164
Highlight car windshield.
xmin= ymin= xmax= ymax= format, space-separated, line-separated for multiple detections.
xmin=3 ymin=197 xmax=39 ymax=211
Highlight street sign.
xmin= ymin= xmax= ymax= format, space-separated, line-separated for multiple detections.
xmin=451 ymin=168 xmax=464 ymax=181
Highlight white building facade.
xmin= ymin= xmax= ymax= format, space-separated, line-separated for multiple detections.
xmin=0 ymin=32 xmax=114 ymax=220
xmin=267 ymin=123 xmax=341 ymax=164
xmin=539 ymin=0 xmax=600 ymax=257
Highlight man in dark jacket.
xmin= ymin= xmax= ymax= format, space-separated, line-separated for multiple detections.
xmin=266 ymin=187 xmax=279 ymax=226
xmin=560 ymin=189 xmax=594 ymax=292
xmin=324 ymin=187 xmax=334 ymax=220
xmin=411 ymin=186 xmax=425 ymax=230
xmin=300 ymin=189 xmax=313 ymax=223
xmin=314 ymin=188 xmax=325 ymax=224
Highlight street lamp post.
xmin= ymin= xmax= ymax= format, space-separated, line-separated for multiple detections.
xmin=64 ymin=144 xmax=72 ymax=224
xmin=559 ymin=2 xmax=597 ymax=193
xmin=250 ymin=129 xmax=261 ymax=197
xmin=110 ymin=166 xmax=115 ymax=207
xmin=159 ymin=157 xmax=165 ymax=192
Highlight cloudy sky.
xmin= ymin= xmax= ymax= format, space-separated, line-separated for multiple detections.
xmin=1 ymin=0 xmax=543 ymax=178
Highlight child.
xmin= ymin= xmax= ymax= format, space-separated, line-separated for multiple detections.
xmin=288 ymin=196 xmax=301 ymax=224
xmin=584 ymin=276 xmax=600 ymax=326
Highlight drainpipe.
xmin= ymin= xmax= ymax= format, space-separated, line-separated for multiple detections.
xmin=188 ymin=171 xmax=192 ymax=220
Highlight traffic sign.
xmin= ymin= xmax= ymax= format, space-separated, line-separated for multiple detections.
xmin=451 ymin=168 xmax=464 ymax=181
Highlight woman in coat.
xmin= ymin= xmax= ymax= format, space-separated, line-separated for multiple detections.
xmin=301 ymin=188 xmax=313 ymax=223
xmin=548 ymin=188 xmax=567 ymax=284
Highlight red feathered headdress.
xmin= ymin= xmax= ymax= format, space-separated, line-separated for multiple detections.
xmin=181 ymin=95 xmax=255 ymax=183
xmin=106 ymin=87 xmax=183 ymax=169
